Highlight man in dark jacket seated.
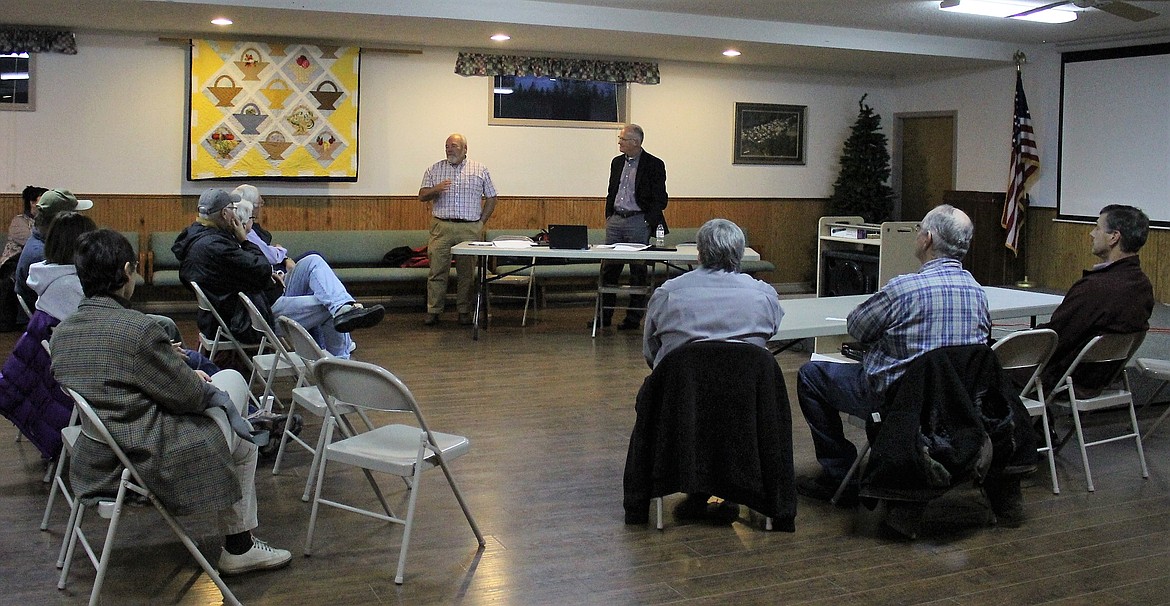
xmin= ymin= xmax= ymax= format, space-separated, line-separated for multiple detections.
xmin=172 ymin=188 xmax=384 ymax=359
xmin=1036 ymin=204 xmax=1154 ymax=393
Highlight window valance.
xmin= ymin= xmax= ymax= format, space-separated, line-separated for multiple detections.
xmin=0 ymin=27 xmax=76 ymax=55
xmin=455 ymin=52 xmax=659 ymax=84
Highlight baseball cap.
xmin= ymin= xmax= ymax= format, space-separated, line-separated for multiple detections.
xmin=197 ymin=188 xmax=241 ymax=217
xmin=36 ymin=189 xmax=94 ymax=214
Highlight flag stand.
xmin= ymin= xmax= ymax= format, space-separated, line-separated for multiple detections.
xmin=1005 ymin=49 xmax=1037 ymax=289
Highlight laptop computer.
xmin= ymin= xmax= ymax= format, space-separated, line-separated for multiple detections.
xmin=548 ymin=224 xmax=589 ymax=250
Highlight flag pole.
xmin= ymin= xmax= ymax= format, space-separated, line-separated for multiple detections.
xmin=1012 ymin=50 xmax=1034 ymax=288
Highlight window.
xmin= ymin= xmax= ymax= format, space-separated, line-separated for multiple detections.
xmin=0 ymin=53 xmax=34 ymax=111
xmin=490 ymin=75 xmax=626 ymax=128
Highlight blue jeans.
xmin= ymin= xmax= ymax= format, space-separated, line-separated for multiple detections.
xmin=796 ymin=360 xmax=883 ymax=480
xmin=271 ymin=254 xmax=354 ymax=358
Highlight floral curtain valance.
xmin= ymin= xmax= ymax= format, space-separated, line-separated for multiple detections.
xmin=455 ymin=52 xmax=659 ymax=84
xmin=0 ymin=28 xmax=77 ymax=54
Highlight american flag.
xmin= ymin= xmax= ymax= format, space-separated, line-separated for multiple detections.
xmin=1002 ymin=70 xmax=1039 ymax=255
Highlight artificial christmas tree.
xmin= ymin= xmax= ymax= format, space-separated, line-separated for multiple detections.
xmin=829 ymin=94 xmax=895 ymax=223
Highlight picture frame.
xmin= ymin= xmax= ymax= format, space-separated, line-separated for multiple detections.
xmin=733 ymin=102 xmax=806 ymax=165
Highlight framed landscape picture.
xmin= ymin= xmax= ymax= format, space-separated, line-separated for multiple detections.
xmin=733 ymin=102 xmax=806 ymax=165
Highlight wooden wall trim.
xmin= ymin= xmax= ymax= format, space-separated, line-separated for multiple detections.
xmin=0 ymin=194 xmax=829 ymax=286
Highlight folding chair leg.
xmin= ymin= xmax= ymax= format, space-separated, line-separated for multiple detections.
xmin=151 ymin=500 xmax=241 ymax=606
xmin=1128 ymin=402 xmax=1150 ymax=480
xmin=41 ymin=450 xmax=67 ymax=530
xmin=272 ymin=402 xmax=302 ymax=476
xmin=831 ymin=442 xmax=869 ymax=505
xmin=394 ymin=437 xmax=428 ymax=585
xmin=1069 ymin=409 xmax=1095 ymax=492
xmin=656 ymin=497 xmax=663 ymax=530
xmin=1145 ymin=402 xmax=1170 ymax=439
xmin=434 ymin=454 xmax=485 ymax=547
xmin=301 ymin=419 xmax=331 ymax=502
xmin=1038 ymin=410 xmax=1060 ymax=494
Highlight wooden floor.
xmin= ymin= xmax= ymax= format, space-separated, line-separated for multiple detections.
xmin=3 ymin=302 xmax=1170 ymax=605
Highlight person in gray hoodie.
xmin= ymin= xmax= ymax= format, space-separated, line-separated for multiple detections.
xmin=27 ymin=212 xmax=96 ymax=321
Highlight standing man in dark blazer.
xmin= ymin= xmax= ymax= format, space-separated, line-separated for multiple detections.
xmin=601 ymin=123 xmax=668 ymax=330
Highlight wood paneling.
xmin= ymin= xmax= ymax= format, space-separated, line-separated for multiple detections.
xmin=0 ymin=194 xmax=829 ymax=287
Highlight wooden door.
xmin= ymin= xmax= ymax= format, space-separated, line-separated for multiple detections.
xmin=896 ymin=114 xmax=955 ymax=221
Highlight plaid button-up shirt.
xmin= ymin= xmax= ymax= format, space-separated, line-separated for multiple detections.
xmin=848 ymin=257 xmax=990 ymax=395
xmin=421 ymin=158 xmax=497 ymax=221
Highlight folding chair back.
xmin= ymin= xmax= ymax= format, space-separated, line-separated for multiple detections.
xmin=304 ymin=358 xmax=485 ymax=584
xmin=1048 ymin=331 xmax=1148 ymax=492
xmin=272 ymin=315 xmax=368 ymax=501
xmin=237 ymin=292 xmax=302 ymax=412
xmin=489 ymin=235 xmax=538 ymax=326
xmin=190 ymin=281 xmax=254 ymax=370
xmin=59 ymin=388 xmax=240 ymax=606
xmin=992 ymin=328 xmax=1060 ymax=493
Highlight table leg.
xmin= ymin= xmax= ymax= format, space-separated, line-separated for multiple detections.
xmin=471 ymin=254 xmax=487 ymax=340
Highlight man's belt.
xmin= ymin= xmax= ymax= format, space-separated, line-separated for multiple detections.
xmin=614 ymin=209 xmax=644 ymax=218
xmin=437 ymin=217 xmax=479 ymax=223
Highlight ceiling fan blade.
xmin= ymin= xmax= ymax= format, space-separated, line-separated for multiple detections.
xmin=1094 ymin=1 xmax=1160 ymax=21
xmin=1008 ymin=1 xmax=1073 ymax=19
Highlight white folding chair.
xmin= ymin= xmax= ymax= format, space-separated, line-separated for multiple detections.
xmin=1135 ymin=356 xmax=1170 ymax=437
xmin=305 ymin=358 xmax=485 ymax=584
xmin=488 ymin=235 xmax=538 ymax=326
xmin=1048 ymin=332 xmax=1148 ymax=492
xmin=58 ymin=388 xmax=241 ymax=606
xmin=992 ymin=328 xmax=1061 ymax=494
xmin=273 ymin=315 xmax=376 ymax=502
xmin=237 ymin=293 xmax=301 ymax=412
xmin=190 ymin=281 xmax=256 ymax=373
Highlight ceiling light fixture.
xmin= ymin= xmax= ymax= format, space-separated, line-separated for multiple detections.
xmin=939 ymin=0 xmax=1078 ymax=23
xmin=723 ymin=49 xmax=742 ymax=57
xmin=490 ymin=34 xmax=511 ymax=42
xmin=211 ymin=17 xmax=233 ymax=26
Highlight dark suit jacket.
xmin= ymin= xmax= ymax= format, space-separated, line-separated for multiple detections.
xmin=606 ymin=149 xmax=668 ymax=232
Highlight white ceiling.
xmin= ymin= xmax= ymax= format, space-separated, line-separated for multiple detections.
xmin=5 ymin=0 xmax=1170 ymax=76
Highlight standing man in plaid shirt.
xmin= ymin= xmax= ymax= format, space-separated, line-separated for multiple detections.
xmin=794 ymin=204 xmax=990 ymax=504
xmin=419 ymin=133 xmax=498 ymax=326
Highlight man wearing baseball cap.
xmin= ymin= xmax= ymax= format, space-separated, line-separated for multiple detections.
xmin=15 ymin=188 xmax=93 ymax=308
xmin=173 ymin=188 xmax=383 ymax=358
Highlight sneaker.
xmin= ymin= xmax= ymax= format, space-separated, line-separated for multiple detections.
xmin=424 ymin=313 xmax=441 ymax=326
xmin=217 ymin=537 xmax=292 ymax=575
xmin=673 ymin=495 xmax=740 ymax=524
xmin=333 ymin=303 xmax=385 ymax=332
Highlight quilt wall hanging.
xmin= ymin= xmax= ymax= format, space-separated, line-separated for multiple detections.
xmin=188 ymin=40 xmax=360 ymax=181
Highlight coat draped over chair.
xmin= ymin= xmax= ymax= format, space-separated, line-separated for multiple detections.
xmin=623 ymin=341 xmax=796 ymax=530
xmin=860 ymin=344 xmax=1038 ymax=503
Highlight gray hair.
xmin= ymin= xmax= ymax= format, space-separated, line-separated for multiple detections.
xmin=623 ymin=123 xmax=644 ymax=143
xmin=921 ymin=204 xmax=973 ymax=260
xmin=697 ymin=218 xmax=745 ymax=272
xmin=233 ymin=184 xmax=262 ymax=205
xmin=233 ymin=197 xmax=253 ymax=225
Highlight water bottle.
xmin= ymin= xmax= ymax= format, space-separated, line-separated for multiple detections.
xmin=654 ymin=223 xmax=665 ymax=248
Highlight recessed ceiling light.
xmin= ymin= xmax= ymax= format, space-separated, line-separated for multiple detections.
xmin=723 ymin=49 xmax=742 ymax=57
xmin=211 ymin=17 xmax=233 ymax=26
xmin=490 ymin=34 xmax=511 ymax=42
